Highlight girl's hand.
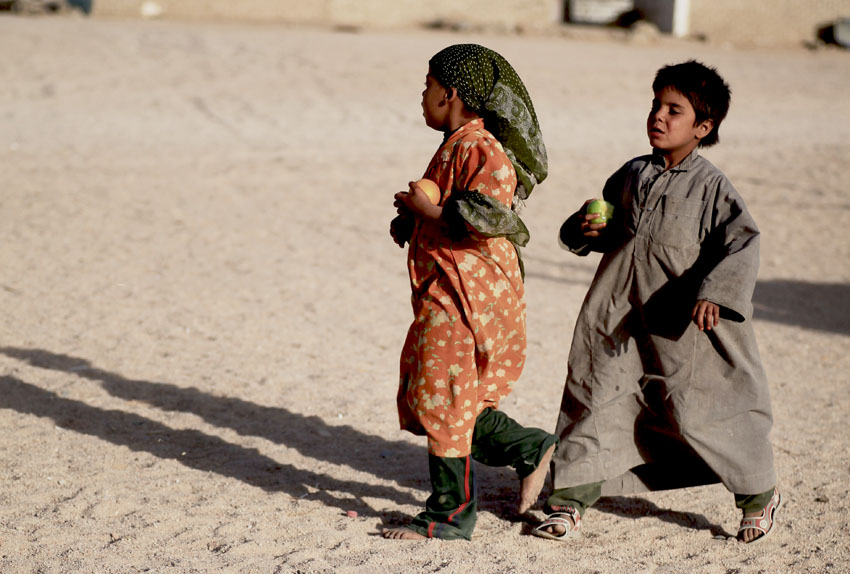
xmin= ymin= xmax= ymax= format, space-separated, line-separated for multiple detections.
xmin=579 ymin=198 xmax=608 ymax=238
xmin=394 ymin=181 xmax=442 ymax=220
xmin=692 ymin=300 xmax=720 ymax=331
xmin=390 ymin=215 xmax=413 ymax=248
xmin=393 ymin=190 xmax=412 ymax=215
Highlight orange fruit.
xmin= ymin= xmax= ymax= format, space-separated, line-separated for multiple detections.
xmin=415 ymin=179 xmax=441 ymax=204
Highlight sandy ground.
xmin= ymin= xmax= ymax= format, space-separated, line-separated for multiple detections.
xmin=1 ymin=14 xmax=849 ymax=574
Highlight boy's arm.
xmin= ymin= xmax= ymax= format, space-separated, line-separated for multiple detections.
xmin=692 ymin=299 xmax=720 ymax=331
xmin=558 ymin=209 xmax=589 ymax=254
xmin=558 ymin=165 xmax=629 ymax=255
xmin=696 ymin=179 xmax=760 ymax=322
xmin=557 ymin=203 xmax=601 ymax=255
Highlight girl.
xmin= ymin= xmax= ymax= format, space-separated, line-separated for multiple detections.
xmin=384 ymin=44 xmax=556 ymax=541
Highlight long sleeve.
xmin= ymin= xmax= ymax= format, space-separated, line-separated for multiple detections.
xmin=697 ymin=178 xmax=760 ymax=322
xmin=558 ymin=162 xmax=631 ymax=256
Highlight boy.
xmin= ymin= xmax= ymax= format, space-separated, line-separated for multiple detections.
xmin=535 ymin=61 xmax=780 ymax=544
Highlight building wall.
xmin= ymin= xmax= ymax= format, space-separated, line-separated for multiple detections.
xmin=93 ymin=0 xmax=563 ymax=30
xmin=689 ymin=0 xmax=850 ymax=46
xmin=93 ymin=0 xmax=850 ymax=46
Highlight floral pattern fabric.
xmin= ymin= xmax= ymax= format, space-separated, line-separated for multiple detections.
xmin=397 ymin=119 xmax=526 ymax=458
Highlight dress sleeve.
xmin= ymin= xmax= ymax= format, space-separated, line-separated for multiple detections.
xmin=452 ymin=137 xmax=515 ymax=207
xmin=441 ymin=136 xmax=529 ymax=275
xmin=443 ymin=135 xmax=525 ymax=241
xmin=696 ymin=176 xmax=760 ymax=322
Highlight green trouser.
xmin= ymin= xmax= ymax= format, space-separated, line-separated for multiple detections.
xmin=544 ymin=482 xmax=776 ymax=517
xmin=408 ymin=407 xmax=559 ymax=540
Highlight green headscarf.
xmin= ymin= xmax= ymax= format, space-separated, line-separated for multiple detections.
xmin=428 ymin=44 xmax=548 ymax=201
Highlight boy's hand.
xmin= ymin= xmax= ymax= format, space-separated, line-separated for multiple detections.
xmin=580 ymin=198 xmax=608 ymax=238
xmin=692 ymin=300 xmax=720 ymax=331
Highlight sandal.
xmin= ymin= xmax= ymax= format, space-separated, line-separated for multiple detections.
xmin=737 ymin=488 xmax=782 ymax=544
xmin=532 ymin=506 xmax=582 ymax=541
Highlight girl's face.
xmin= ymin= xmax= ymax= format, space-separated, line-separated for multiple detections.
xmin=421 ymin=73 xmax=450 ymax=130
xmin=647 ymin=87 xmax=712 ymax=164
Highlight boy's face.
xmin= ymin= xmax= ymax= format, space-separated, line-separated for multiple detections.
xmin=422 ymin=72 xmax=450 ymax=131
xmin=647 ymin=87 xmax=713 ymax=164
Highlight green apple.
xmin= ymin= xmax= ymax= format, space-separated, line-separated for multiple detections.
xmin=587 ymin=199 xmax=614 ymax=224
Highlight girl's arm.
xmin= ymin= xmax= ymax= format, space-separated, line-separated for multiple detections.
xmin=439 ymin=137 xmax=521 ymax=244
xmin=394 ymin=181 xmax=443 ymax=220
xmin=389 ymin=182 xmax=443 ymax=247
xmin=389 ymin=215 xmax=414 ymax=248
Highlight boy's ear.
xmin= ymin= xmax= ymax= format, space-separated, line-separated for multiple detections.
xmin=445 ymin=87 xmax=459 ymax=102
xmin=694 ymin=118 xmax=714 ymax=141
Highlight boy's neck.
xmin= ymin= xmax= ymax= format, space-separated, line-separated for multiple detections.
xmin=658 ymin=143 xmax=698 ymax=170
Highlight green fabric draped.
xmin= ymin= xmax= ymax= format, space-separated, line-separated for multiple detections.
xmin=428 ymin=43 xmax=548 ymax=201
xmin=443 ymin=191 xmax=530 ymax=279
xmin=444 ymin=191 xmax=529 ymax=247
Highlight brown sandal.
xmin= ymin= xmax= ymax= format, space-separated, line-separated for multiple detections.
xmin=737 ymin=488 xmax=782 ymax=544
xmin=532 ymin=506 xmax=582 ymax=541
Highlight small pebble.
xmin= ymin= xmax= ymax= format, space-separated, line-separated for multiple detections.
xmin=346 ymin=510 xmax=358 ymax=519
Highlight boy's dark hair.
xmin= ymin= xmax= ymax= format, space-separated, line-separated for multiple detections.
xmin=653 ymin=60 xmax=731 ymax=147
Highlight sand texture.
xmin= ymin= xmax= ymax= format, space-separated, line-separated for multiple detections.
xmin=1 ymin=15 xmax=849 ymax=574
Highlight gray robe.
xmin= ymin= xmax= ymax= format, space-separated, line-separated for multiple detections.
xmin=552 ymin=149 xmax=776 ymax=496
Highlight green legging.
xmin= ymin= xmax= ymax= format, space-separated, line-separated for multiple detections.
xmin=407 ymin=407 xmax=558 ymax=540
xmin=544 ymin=482 xmax=775 ymax=517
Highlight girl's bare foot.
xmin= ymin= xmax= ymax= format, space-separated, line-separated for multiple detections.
xmin=518 ymin=443 xmax=556 ymax=514
xmin=382 ymin=527 xmax=427 ymax=540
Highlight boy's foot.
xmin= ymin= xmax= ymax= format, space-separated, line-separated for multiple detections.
xmin=518 ymin=443 xmax=557 ymax=514
xmin=382 ymin=527 xmax=427 ymax=540
xmin=531 ymin=506 xmax=582 ymax=541
xmin=737 ymin=488 xmax=782 ymax=544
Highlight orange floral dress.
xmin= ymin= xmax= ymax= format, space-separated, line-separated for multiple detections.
xmin=398 ymin=119 xmax=526 ymax=458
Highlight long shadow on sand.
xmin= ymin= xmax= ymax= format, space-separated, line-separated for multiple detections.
xmin=520 ymin=254 xmax=596 ymax=286
xmin=522 ymin=263 xmax=850 ymax=338
xmin=0 ymin=348 xmax=428 ymax=516
xmin=594 ymin=496 xmax=730 ymax=537
xmin=752 ymin=279 xmax=850 ymax=336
